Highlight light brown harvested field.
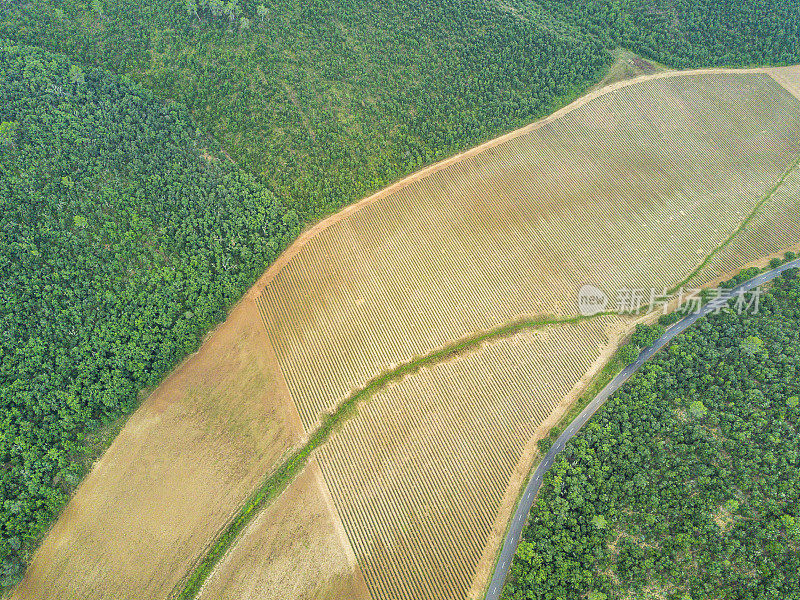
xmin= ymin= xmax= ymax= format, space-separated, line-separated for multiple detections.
xmin=683 ymin=67 xmax=800 ymax=284
xmin=689 ymin=159 xmax=800 ymax=286
xmin=258 ymin=71 xmax=800 ymax=431
xmin=196 ymin=459 xmax=371 ymax=600
xmin=250 ymin=69 xmax=800 ymax=600
xmin=770 ymin=65 xmax=800 ymax=101
xmin=315 ymin=316 xmax=628 ymax=600
xmin=12 ymin=300 xmax=303 ymax=600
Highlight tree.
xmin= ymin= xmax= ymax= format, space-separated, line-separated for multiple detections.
xmin=68 ymin=64 xmax=85 ymax=85
xmin=688 ymin=400 xmax=707 ymax=419
xmin=619 ymin=343 xmax=639 ymax=365
xmin=740 ymin=335 xmax=764 ymax=355
xmin=0 ymin=121 xmax=17 ymax=147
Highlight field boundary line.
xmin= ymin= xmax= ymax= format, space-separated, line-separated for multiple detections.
xmin=247 ymin=65 xmax=788 ymax=302
xmin=669 ymin=152 xmax=800 ymax=294
xmin=171 ymin=311 xmax=617 ymax=600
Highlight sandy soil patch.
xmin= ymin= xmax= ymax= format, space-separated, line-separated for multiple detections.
xmin=196 ymin=459 xmax=370 ymax=600
xmin=12 ymin=299 xmax=302 ymax=600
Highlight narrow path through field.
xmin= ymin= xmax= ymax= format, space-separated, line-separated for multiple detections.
xmin=486 ymin=258 xmax=800 ymax=600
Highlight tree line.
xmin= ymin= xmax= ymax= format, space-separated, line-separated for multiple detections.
xmin=0 ymin=42 xmax=299 ymax=585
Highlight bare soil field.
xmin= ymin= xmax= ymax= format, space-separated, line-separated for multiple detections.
xmin=12 ymin=300 xmax=303 ymax=600
xmin=258 ymin=70 xmax=800 ymax=431
xmin=314 ymin=316 xmax=628 ymax=600
xmin=250 ymin=68 xmax=800 ymax=600
xmin=196 ymin=459 xmax=371 ymax=600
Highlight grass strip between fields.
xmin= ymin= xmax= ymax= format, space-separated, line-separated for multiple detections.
xmin=172 ymin=311 xmax=614 ymax=599
xmin=175 ymin=153 xmax=800 ymax=598
xmin=668 ymin=152 xmax=800 ymax=294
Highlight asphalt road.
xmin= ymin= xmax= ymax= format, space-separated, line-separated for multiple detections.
xmin=485 ymin=258 xmax=800 ymax=600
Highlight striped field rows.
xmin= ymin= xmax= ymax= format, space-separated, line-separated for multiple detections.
xmin=690 ymin=160 xmax=800 ymax=285
xmin=316 ymin=317 xmax=625 ymax=600
xmin=257 ymin=73 xmax=800 ymax=431
xmin=254 ymin=71 xmax=800 ymax=600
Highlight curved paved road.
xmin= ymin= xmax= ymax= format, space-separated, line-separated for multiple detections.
xmin=486 ymin=258 xmax=800 ymax=600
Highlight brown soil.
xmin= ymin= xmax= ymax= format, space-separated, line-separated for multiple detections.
xmin=196 ymin=459 xmax=371 ymax=600
xmin=12 ymin=299 xmax=303 ymax=600
xmin=249 ymin=65 xmax=794 ymax=301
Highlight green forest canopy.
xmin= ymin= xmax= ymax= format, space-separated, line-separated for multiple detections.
xmin=0 ymin=42 xmax=299 ymax=585
xmin=1 ymin=0 xmax=799 ymax=590
xmin=3 ymin=0 xmax=798 ymax=220
xmin=2 ymin=0 xmax=613 ymax=218
xmin=503 ymin=269 xmax=800 ymax=600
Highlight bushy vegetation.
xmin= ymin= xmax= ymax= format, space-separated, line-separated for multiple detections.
xmin=1 ymin=0 xmax=611 ymax=217
xmin=3 ymin=0 xmax=797 ymax=226
xmin=0 ymin=42 xmax=299 ymax=585
xmin=503 ymin=271 xmax=800 ymax=600
xmin=531 ymin=0 xmax=800 ymax=68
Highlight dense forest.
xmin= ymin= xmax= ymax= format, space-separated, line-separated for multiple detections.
xmin=503 ymin=268 xmax=800 ymax=600
xmin=1 ymin=0 xmax=612 ymax=217
xmin=0 ymin=42 xmax=299 ymax=585
xmin=530 ymin=0 xmax=800 ymax=68
xmin=2 ymin=0 xmax=800 ymax=591
xmin=3 ymin=1 xmax=798 ymax=221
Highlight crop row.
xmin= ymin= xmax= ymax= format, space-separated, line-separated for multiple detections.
xmin=315 ymin=318 xmax=622 ymax=600
xmin=258 ymin=73 xmax=800 ymax=433
xmin=690 ymin=161 xmax=800 ymax=286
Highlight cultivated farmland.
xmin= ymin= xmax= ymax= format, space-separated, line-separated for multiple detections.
xmin=314 ymin=317 xmax=629 ymax=600
xmin=11 ymin=301 xmax=305 ymax=600
xmin=689 ymin=159 xmax=800 ymax=286
xmin=196 ymin=459 xmax=370 ymax=600
xmin=249 ymin=69 xmax=800 ymax=600
xmin=258 ymin=71 xmax=800 ymax=431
